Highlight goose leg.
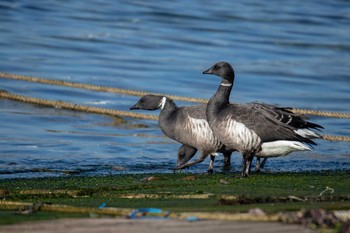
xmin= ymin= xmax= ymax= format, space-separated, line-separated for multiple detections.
xmin=241 ymin=154 xmax=247 ymax=177
xmin=241 ymin=153 xmax=254 ymax=177
xmin=255 ymin=157 xmax=267 ymax=172
xmin=223 ymin=151 xmax=232 ymax=171
xmin=255 ymin=157 xmax=261 ymax=172
xmin=260 ymin=158 xmax=267 ymax=169
xmin=208 ymin=154 xmax=216 ymax=174
xmin=245 ymin=155 xmax=254 ymax=176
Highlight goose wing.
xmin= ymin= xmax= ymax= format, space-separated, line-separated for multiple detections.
xmin=247 ymin=102 xmax=323 ymax=130
xmin=223 ymin=103 xmax=316 ymax=146
xmin=181 ymin=104 xmax=207 ymax=119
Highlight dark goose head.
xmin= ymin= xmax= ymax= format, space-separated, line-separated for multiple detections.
xmin=203 ymin=61 xmax=235 ymax=84
xmin=130 ymin=94 xmax=166 ymax=110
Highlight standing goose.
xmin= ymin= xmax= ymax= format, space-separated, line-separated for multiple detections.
xmin=130 ymin=94 xmax=322 ymax=174
xmin=130 ymin=94 xmax=233 ymax=173
xmin=176 ymin=101 xmax=323 ymax=173
xmin=203 ymin=61 xmax=319 ymax=177
xmin=177 ymin=102 xmax=323 ymax=173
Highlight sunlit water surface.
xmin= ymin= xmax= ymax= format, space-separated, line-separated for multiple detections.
xmin=0 ymin=1 xmax=349 ymax=178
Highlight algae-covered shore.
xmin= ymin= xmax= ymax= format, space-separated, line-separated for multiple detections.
xmin=0 ymin=171 xmax=349 ymax=226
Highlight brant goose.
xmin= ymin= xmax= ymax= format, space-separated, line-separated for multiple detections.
xmin=130 ymin=94 xmax=321 ymax=173
xmin=203 ymin=61 xmax=321 ymax=177
xmin=130 ymin=94 xmax=233 ymax=173
xmin=177 ymin=101 xmax=322 ymax=173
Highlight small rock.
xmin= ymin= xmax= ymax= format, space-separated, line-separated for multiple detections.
xmin=139 ymin=176 xmax=162 ymax=182
xmin=181 ymin=175 xmax=198 ymax=181
xmin=219 ymin=179 xmax=229 ymax=185
xmin=249 ymin=208 xmax=266 ymax=217
xmin=0 ymin=189 xmax=9 ymax=195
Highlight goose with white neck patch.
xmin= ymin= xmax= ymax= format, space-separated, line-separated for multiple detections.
xmin=130 ymin=94 xmax=233 ymax=173
xmin=203 ymin=61 xmax=321 ymax=177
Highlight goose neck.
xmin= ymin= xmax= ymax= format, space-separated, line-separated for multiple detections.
xmin=211 ymin=81 xmax=233 ymax=105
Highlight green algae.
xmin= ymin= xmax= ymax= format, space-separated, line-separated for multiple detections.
xmin=0 ymin=210 xmax=88 ymax=225
xmin=0 ymin=171 xmax=349 ymax=225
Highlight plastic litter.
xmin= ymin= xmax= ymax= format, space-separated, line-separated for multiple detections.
xmin=98 ymin=202 xmax=107 ymax=209
xmin=187 ymin=216 xmax=200 ymax=222
xmin=129 ymin=208 xmax=170 ymax=219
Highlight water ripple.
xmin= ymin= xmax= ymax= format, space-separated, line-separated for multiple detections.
xmin=0 ymin=0 xmax=349 ymax=178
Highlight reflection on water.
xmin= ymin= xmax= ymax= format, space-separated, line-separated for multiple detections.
xmin=0 ymin=0 xmax=349 ymax=178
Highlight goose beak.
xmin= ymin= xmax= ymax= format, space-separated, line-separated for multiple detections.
xmin=130 ymin=104 xmax=139 ymax=110
xmin=202 ymin=66 xmax=214 ymax=74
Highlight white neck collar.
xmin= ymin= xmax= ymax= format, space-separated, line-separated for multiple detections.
xmin=158 ymin=97 xmax=167 ymax=110
xmin=220 ymin=83 xmax=232 ymax=87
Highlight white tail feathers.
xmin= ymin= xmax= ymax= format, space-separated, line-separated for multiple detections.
xmin=294 ymin=128 xmax=320 ymax=139
xmin=256 ymin=140 xmax=311 ymax=158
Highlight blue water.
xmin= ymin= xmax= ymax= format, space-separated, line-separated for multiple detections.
xmin=0 ymin=1 xmax=349 ymax=178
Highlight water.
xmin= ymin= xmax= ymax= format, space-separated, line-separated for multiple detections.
xmin=0 ymin=0 xmax=349 ymax=178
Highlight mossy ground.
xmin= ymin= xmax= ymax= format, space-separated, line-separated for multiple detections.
xmin=0 ymin=171 xmax=349 ymax=225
